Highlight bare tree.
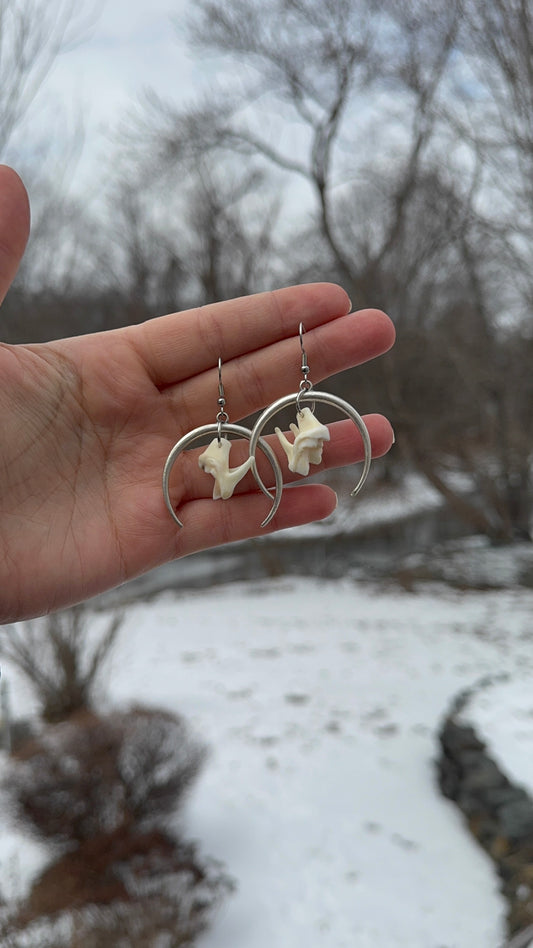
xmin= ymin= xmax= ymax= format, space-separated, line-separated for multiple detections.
xmin=180 ymin=160 xmax=283 ymax=302
xmin=0 ymin=0 xmax=95 ymax=158
xmin=97 ymin=180 xmax=189 ymax=324
xmin=176 ymin=0 xmax=462 ymax=302
xmin=130 ymin=0 xmax=532 ymax=542
xmin=103 ymin=134 xmax=284 ymax=311
xmin=0 ymin=0 xmax=109 ymax=341
xmin=0 ymin=605 xmax=121 ymax=723
xmin=456 ymin=0 xmax=533 ymax=315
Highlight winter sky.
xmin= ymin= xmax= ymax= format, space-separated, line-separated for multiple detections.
xmin=25 ymin=0 xmax=200 ymax=189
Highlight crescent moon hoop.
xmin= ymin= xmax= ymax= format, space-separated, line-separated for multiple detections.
xmin=249 ymin=391 xmax=372 ymax=498
xmin=162 ymin=423 xmax=284 ymax=529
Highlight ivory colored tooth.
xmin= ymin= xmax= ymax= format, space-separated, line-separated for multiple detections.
xmin=275 ymin=407 xmax=330 ymax=476
xmin=198 ymin=437 xmax=253 ymax=500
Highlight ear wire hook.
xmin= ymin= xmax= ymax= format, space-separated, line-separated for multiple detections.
xmin=218 ymin=357 xmax=224 ymax=400
xmin=297 ymin=322 xmax=313 ymax=414
xmin=299 ymin=322 xmax=309 ymax=378
xmin=216 ymin=357 xmax=229 ymax=444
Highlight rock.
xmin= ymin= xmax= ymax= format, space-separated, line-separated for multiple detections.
xmin=500 ymin=799 xmax=533 ymax=843
xmin=437 ymin=708 xmax=533 ymax=940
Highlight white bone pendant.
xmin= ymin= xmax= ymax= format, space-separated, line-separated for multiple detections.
xmin=275 ymin=406 xmax=330 ymax=476
xmin=198 ymin=437 xmax=254 ymax=500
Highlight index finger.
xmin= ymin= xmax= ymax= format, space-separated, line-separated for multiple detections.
xmin=134 ymin=283 xmax=352 ymax=387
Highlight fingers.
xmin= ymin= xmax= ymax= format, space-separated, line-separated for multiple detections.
xmin=170 ymin=484 xmax=339 ymax=558
xmin=135 ymin=282 xmax=352 ymax=386
xmin=0 ymin=166 xmax=30 ymax=305
xmin=164 ymin=414 xmax=393 ymax=504
xmin=253 ymin=414 xmax=395 ymax=489
xmin=164 ymin=307 xmax=395 ymax=433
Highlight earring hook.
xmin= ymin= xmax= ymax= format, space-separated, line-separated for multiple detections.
xmin=216 ymin=357 xmax=229 ymax=443
xmin=299 ymin=323 xmax=309 ymax=378
xmin=218 ymin=357 xmax=224 ymax=401
xmin=297 ymin=323 xmax=313 ymax=413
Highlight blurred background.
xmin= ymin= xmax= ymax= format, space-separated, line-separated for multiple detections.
xmin=1 ymin=2 xmax=533 ymax=946
xmin=3 ymin=0 xmax=533 ymax=551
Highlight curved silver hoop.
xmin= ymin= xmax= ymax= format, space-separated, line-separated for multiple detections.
xmin=249 ymin=391 xmax=372 ymax=497
xmin=163 ymin=423 xmax=283 ymax=529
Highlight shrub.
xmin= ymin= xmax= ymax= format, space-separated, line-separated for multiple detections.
xmin=3 ymin=706 xmax=207 ymax=844
xmin=15 ymin=825 xmax=234 ymax=940
xmin=0 ymin=605 xmax=121 ymax=723
xmin=0 ymin=705 xmax=231 ymax=947
xmin=2 ymin=860 xmax=234 ymax=947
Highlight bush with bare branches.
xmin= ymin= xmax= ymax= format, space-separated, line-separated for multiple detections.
xmin=0 ymin=831 xmax=233 ymax=946
xmin=0 ymin=605 xmax=121 ymax=723
xmin=2 ymin=706 xmax=207 ymax=844
xmin=0 ymin=705 xmax=230 ymax=946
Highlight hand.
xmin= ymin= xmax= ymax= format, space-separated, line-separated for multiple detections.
xmin=0 ymin=165 xmax=395 ymax=622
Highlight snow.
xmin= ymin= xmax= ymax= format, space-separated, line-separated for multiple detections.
xmin=466 ymin=675 xmax=533 ymax=797
xmin=401 ymin=535 xmax=533 ymax=589
xmin=0 ymin=814 xmax=49 ymax=902
xmin=3 ymin=575 xmax=533 ymax=946
xmin=272 ymin=472 xmax=445 ymax=540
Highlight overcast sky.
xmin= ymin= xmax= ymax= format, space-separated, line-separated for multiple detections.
xmin=28 ymin=0 xmax=200 ymax=191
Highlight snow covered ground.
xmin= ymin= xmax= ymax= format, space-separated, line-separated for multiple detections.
xmin=467 ymin=676 xmax=533 ymax=803
xmin=3 ymin=574 xmax=533 ymax=947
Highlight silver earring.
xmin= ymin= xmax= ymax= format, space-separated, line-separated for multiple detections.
xmin=249 ymin=323 xmax=372 ymax=496
xmin=163 ymin=359 xmax=283 ymax=528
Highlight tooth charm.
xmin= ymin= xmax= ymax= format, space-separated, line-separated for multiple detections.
xmin=275 ymin=407 xmax=330 ymax=476
xmin=198 ymin=437 xmax=254 ymax=500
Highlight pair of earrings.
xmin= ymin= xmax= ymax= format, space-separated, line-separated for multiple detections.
xmin=162 ymin=323 xmax=371 ymax=528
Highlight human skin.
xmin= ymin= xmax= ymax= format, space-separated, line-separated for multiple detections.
xmin=0 ymin=165 xmax=395 ymax=621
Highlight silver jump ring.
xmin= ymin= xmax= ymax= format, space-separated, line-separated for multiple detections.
xmin=249 ymin=391 xmax=372 ymax=497
xmin=216 ymin=410 xmax=229 ymax=444
xmin=163 ymin=423 xmax=283 ymax=528
xmin=297 ymin=377 xmax=314 ymax=415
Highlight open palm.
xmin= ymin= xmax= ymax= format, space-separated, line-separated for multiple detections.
xmin=0 ymin=166 xmax=395 ymax=621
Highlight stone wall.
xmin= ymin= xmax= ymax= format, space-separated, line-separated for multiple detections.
xmin=438 ymin=711 xmax=533 ymax=937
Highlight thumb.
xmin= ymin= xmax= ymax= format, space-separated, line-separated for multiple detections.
xmin=0 ymin=165 xmax=30 ymax=305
